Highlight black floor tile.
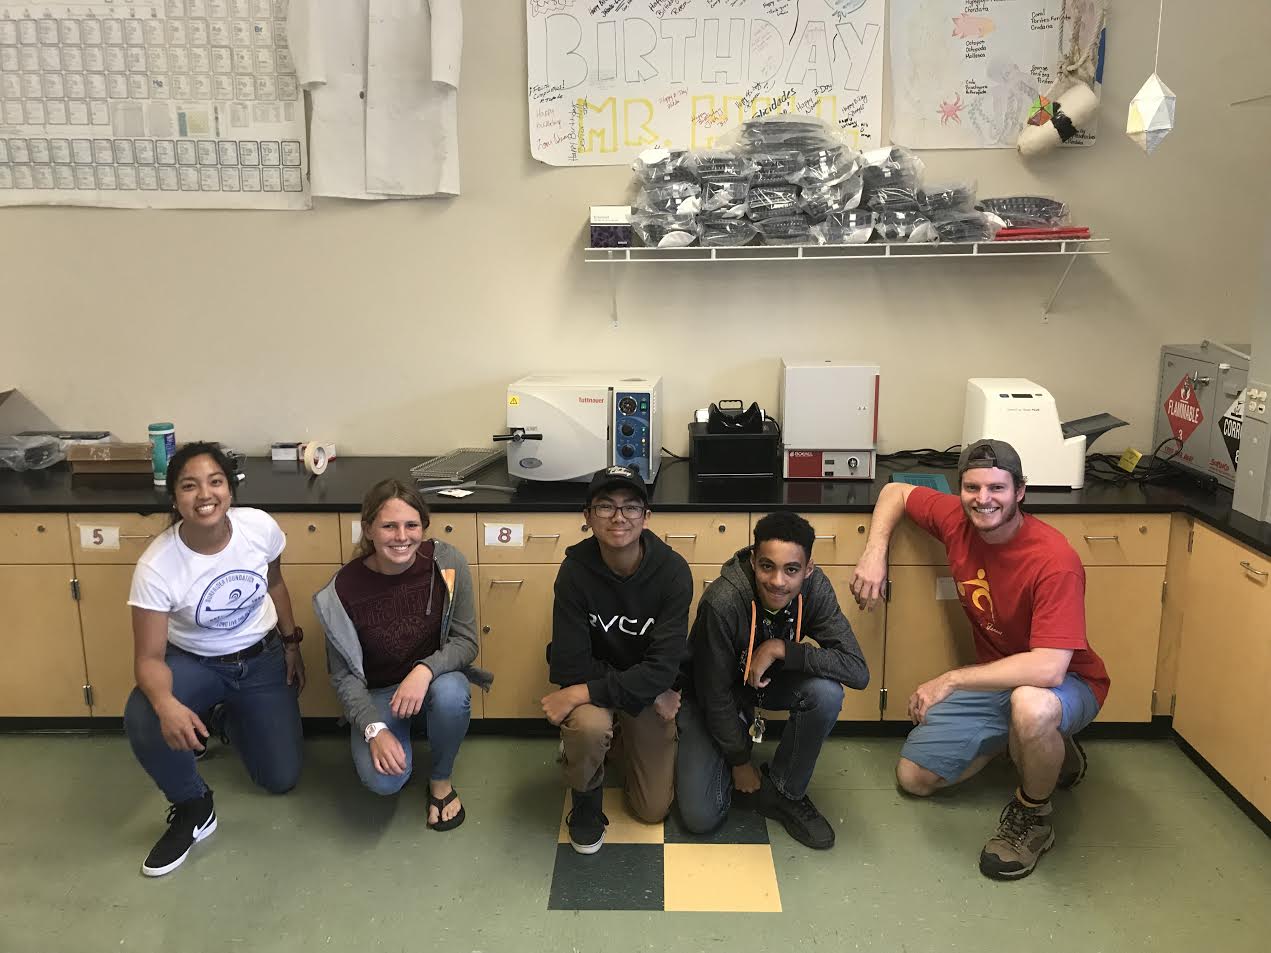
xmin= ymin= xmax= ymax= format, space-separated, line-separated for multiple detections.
xmin=547 ymin=843 xmax=664 ymax=911
xmin=664 ymin=802 xmax=771 ymax=845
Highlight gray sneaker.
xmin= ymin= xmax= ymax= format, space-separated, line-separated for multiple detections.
xmin=979 ymin=798 xmax=1054 ymax=880
xmin=1057 ymin=735 xmax=1087 ymax=789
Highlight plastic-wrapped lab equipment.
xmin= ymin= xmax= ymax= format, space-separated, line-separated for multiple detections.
xmin=699 ymin=219 xmax=759 ymax=247
xmin=632 ymin=212 xmax=697 ymax=248
xmin=976 ymin=196 xmax=1070 ymax=228
xmin=917 ymin=181 xmax=978 ymax=215
xmin=633 ymin=181 xmax=701 ymax=216
xmin=746 ymin=185 xmax=801 ymax=221
xmin=754 ymin=215 xmax=814 ymax=245
xmin=811 ymin=209 xmax=877 ymax=245
xmin=0 ymin=435 xmax=66 ymax=471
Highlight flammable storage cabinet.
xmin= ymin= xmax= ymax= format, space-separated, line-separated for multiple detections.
xmin=1154 ymin=343 xmax=1249 ymax=489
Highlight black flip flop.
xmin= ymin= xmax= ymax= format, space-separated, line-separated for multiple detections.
xmin=428 ymin=789 xmax=466 ymax=832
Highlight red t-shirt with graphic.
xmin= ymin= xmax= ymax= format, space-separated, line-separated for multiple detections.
xmin=904 ymin=486 xmax=1109 ymax=706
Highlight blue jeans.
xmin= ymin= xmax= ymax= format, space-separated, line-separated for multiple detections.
xmin=124 ymin=638 xmax=303 ymax=804
xmin=676 ymin=672 xmax=844 ymax=834
xmin=350 ymin=670 xmax=472 ymax=797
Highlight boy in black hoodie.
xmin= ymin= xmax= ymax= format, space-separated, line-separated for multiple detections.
xmin=677 ymin=512 xmax=869 ymax=849
xmin=542 ymin=466 xmax=693 ymax=854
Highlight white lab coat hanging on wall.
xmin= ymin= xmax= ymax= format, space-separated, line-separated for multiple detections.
xmin=287 ymin=0 xmax=462 ymax=199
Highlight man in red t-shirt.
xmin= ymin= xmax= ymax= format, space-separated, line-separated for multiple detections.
xmin=851 ymin=439 xmax=1109 ymax=880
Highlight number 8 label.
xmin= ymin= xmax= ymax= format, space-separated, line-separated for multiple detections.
xmin=483 ymin=523 xmax=524 ymax=547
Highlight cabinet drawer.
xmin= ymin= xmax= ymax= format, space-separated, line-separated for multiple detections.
xmin=476 ymin=513 xmax=590 ymax=564
xmin=338 ymin=512 xmax=479 ymax=567
xmin=0 ymin=513 xmax=71 ymax=564
xmin=797 ymin=513 xmax=870 ymax=565
xmin=654 ymin=513 xmax=745 ymax=566
xmin=1038 ymin=514 xmax=1169 ymax=566
xmin=429 ymin=513 xmax=478 ymax=566
xmin=273 ymin=513 xmax=342 ymax=564
xmin=70 ymin=513 xmax=169 ymax=564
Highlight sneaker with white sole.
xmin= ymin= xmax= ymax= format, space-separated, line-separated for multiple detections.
xmin=141 ymin=791 xmax=217 ymax=877
xmin=979 ymin=797 xmax=1054 ymax=880
xmin=566 ymin=787 xmax=608 ymax=855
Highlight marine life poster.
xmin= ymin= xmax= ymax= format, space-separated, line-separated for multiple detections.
xmin=889 ymin=0 xmax=1107 ymax=149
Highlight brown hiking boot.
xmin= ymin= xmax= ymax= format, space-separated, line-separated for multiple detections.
xmin=979 ymin=798 xmax=1055 ymax=880
xmin=1057 ymin=735 xmax=1087 ymax=789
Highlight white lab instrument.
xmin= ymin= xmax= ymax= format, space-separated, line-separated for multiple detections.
xmin=962 ymin=379 xmax=1091 ymax=489
xmin=498 ymin=374 xmax=662 ymax=483
xmin=778 ymin=360 xmax=880 ymax=479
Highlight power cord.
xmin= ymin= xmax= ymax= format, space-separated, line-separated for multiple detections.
xmin=1084 ymin=437 xmax=1184 ymax=487
xmin=878 ymin=445 xmax=962 ymax=469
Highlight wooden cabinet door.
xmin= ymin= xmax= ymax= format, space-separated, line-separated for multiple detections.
xmin=689 ymin=564 xmax=721 ymax=626
xmin=478 ymin=564 xmax=557 ymax=719
xmin=1038 ymin=514 xmax=1169 ymax=566
xmin=0 ymin=566 xmax=88 ymax=715
xmin=1175 ymin=525 xmax=1271 ymax=807
xmin=819 ymin=565 xmax=885 ymax=721
xmin=77 ymin=564 xmax=140 ymax=716
xmin=1085 ymin=566 xmax=1162 ymax=723
xmin=653 ymin=513 xmax=746 ymax=566
xmin=798 ymin=514 xmax=871 ymax=566
xmin=881 ymin=566 xmax=975 ymax=720
xmin=281 ymin=564 xmax=345 ymax=718
xmin=477 ymin=513 xmax=591 ymax=564
xmin=273 ymin=514 xmax=342 ymax=564
xmin=69 ymin=513 xmax=168 ymax=565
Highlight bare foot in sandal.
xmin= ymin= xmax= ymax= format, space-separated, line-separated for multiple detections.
xmin=428 ymin=780 xmax=465 ymax=830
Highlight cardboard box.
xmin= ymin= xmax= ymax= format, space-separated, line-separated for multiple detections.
xmin=67 ymin=442 xmax=152 ymax=475
xmin=589 ymin=205 xmax=632 ymax=248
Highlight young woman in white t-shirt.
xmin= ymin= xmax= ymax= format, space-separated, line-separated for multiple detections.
xmin=123 ymin=441 xmax=306 ymax=878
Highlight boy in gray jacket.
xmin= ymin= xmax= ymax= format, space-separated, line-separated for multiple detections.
xmin=677 ymin=512 xmax=869 ymax=849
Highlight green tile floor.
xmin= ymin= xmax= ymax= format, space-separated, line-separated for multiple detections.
xmin=1 ymin=735 xmax=1268 ymax=953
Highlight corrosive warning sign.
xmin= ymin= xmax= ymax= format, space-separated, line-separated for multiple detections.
xmin=1164 ymin=376 xmax=1204 ymax=442
xmin=1221 ymin=389 xmax=1245 ymax=468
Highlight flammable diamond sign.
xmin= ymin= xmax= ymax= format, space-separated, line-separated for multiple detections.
xmin=1163 ymin=376 xmax=1204 ymax=443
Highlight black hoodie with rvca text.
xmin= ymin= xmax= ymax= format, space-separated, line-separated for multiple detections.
xmin=549 ymin=529 xmax=693 ymax=714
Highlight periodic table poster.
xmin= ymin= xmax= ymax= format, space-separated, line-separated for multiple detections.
xmin=0 ymin=0 xmax=309 ymax=208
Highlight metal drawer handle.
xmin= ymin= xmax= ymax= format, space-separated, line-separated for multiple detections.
xmin=527 ymin=533 xmax=561 ymax=540
xmin=490 ymin=579 xmax=525 ymax=586
xmin=1240 ymin=561 xmax=1268 ymax=578
xmin=814 ymin=534 xmax=837 ymax=541
xmin=702 ymin=578 xmax=716 ymax=588
xmin=120 ymin=534 xmax=154 ymax=540
xmin=1082 ymin=535 xmax=1120 ymax=542
xmin=666 ymin=534 xmax=698 ymax=540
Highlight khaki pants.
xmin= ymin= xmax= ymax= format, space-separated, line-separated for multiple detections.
xmin=560 ymin=703 xmax=677 ymax=823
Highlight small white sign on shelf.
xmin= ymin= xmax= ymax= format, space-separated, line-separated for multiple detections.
xmin=483 ymin=522 xmax=525 ymax=547
xmin=350 ymin=521 xmax=362 ymax=546
xmin=935 ymin=576 xmax=959 ymax=601
xmin=79 ymin=525 xmax=120 ymax=551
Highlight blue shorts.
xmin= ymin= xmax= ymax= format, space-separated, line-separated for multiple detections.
xmin=899 ymin=674 xmax=1100 ymax=784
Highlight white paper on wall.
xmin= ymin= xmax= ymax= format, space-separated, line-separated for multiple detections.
xmin=526 ymin=0 xmax=886 ymax=167
xmin=0 ymin=0 xmax=310 ymax=208
xmin=889 ymin=0 xmax=1107 ymax=150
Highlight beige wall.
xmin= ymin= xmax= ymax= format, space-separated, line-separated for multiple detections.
xmin=2 ymin=1 xmax=1268 ymax=457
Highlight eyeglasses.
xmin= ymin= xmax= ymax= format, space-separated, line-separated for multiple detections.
xmin=589 ymin=502 xmax=646 ymax=520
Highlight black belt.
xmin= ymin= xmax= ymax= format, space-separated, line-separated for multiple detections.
xmin=185 ymin=629 xmax=279 ymax=664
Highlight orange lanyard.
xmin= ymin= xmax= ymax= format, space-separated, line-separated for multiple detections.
xmin=742 ymin=593 xmax=802 ymax=683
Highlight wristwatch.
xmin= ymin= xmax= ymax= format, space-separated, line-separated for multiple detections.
xmin=364 ymin=722 xmax=388 ymax=743
xmin=279 ymin=626 xmax=304 ymax=645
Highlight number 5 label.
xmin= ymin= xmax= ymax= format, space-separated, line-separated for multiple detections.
xmin=483 ymin=523 xmax=524 ymax=547
xmin=79 ymin=525 xmax=120 ymax=550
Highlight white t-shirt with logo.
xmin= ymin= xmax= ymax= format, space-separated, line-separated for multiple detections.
xmin=128 ymin=507 xmax=286 ymax=656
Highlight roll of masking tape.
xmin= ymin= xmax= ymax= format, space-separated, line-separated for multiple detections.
xmin=302 ymin=441 xmax=328 ymax=476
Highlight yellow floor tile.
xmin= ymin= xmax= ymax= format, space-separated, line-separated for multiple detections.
xmin=557 ymin=788 xmax=665 ymax=845
xmin=663 ymin=844 xmax=782 ymax=913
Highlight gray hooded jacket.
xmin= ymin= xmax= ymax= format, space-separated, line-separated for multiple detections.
xmin=313 ymin=540 xmax=493 ymax=734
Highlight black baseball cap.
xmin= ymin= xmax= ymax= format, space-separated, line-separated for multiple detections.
xmin=586 ymin=465 xmax=649 ymax=505
xmin=957 ymin=439 xmax=1025 ymax=484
